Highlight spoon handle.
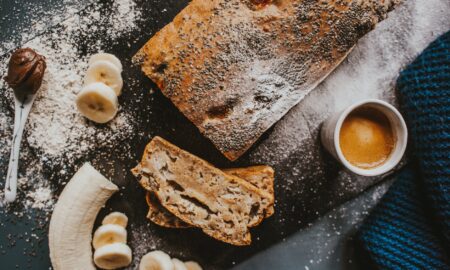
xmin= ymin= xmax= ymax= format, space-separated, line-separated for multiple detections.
xmin=4 ymin=95 xmax=36 ymax=203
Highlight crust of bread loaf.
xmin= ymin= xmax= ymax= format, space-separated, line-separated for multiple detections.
xmin=145 ymin=165 xmax=275 ymax=228
xmin=135 ymin=0 xmax=401 ymax=161
xmin=133 ymin=136 xmax=273 ymax=245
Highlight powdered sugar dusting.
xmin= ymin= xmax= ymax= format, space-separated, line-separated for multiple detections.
xmin=0 ymin=0 xmax=144 ymax=180
xmin=0 ymin=0 xmax=82 ymax=55
xmin=0 ymin=153 xmax=56 ymax=213
xmin=25 ymin=186 xmax=54 ymax=209
xmin=0 ymin=0 xmax=143 ymax=209
xmin=235 ymin=180 xmax=392 ymax=270
xmin=0 ymin=1 xmax=144 ymax=266
xmin=111 ymin=0 xmax=142 ymax=33
xmin=128 ymin=223 xmax=162 ymax=268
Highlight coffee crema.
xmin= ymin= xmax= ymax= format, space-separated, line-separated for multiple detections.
xmin=339 ymin=107 xmax=395 ymax=169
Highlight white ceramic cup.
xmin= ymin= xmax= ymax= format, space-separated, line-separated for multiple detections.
xmin=320 ymin=99 xmax=408 ymax=177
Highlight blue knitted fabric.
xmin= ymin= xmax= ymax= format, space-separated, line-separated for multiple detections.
xmin=359 ymin=31 xmax=450 ymax=270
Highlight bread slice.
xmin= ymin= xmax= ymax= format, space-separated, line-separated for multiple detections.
xmin=223 ymin=166 xmax=274 ymax=218
xmin=134 ymin=0 xmax=401 ymax=161
xmin=224 ymin=166 xmax=274 ymax=196
xmin=133 ymin=136 xmax=272 ymax=245
xmin=145 ymin=191 xmax=191 ymax=228
xmin=145 ymin=165 xmax=275 ymax=228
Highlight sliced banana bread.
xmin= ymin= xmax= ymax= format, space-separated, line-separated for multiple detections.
xmin=224 ymin=166 xmax=275 ymax=218
xmin=145 ymin=192 xmax=191 ymax=228
xmin=145 ymin=165 xmax=275 ymax=228
xmin=133 ymin=136 xmax=273 ymax=245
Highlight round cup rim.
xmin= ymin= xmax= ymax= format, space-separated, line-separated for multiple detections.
xmin=333 ymin=99 xmax=408 ymax=177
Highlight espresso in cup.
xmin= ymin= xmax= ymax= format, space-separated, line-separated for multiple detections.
xmin=320 ymin=99 xmax=408 ymax=177
xmin=339 ymin=107 xmax=395 ymax=169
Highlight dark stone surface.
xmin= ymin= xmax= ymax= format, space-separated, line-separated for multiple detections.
xmin=0 ymin=0 xmax=93 ymax=55
xmin=234 ymin=179 xmax=393 ymax=270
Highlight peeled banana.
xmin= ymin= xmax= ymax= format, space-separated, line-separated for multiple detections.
xmin=94 ymin=243 xmax=132 ymax=270
xmin=48 ymin=163 xmax=119 ymax=270
xmin=76 ymin=82 xmax=118 ymax=124
xmin=85 ymin=60 xmax=123 ymax=95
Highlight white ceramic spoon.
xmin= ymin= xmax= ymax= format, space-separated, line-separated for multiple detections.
xmin=4 ymin=94 xmax=36 ymax=203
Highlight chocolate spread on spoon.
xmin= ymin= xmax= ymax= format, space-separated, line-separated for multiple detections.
xmin=4 ymin=48 xmax=46 ymax=100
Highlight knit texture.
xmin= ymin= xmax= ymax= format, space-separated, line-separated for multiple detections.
xmin=359 ymin=31 xmax=450 ymax=270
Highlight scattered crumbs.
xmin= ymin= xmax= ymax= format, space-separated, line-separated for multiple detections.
xmin=0 ymin=0 xmax=81 ymax=55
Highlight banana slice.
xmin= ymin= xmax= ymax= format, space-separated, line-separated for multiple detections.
xmin=139 ymin=250 xmax=173 ymax=270
xmin=76 ymin=82 xmax=118 ymax=124
xmin=89 ymin=53 xmax=123 ymax=72
xmin=172 ymin=258 xmax=187 ymax=270
xmin=85 ymin=61 xmax=123 ymax=95
xmin=184 ymin=261 xmax=202 ymax=270
xmin=94 ymin=243 xmax=132 ymax=270
xmin=92 ymin=224 xmax=127 ymax=249
xmin=102 ymin=212 xmax=128 ymax=228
